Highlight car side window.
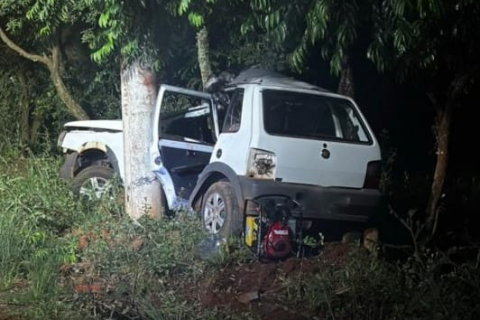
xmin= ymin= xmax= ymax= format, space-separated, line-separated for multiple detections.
xmin=159 ymin=91 xmax=214 ymax=144
xmin=222 ymin=89 xmax=244 ymax=133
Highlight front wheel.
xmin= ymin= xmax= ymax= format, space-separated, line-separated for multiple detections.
xmin=72 ymin=165 xmax=115 ymax=200
xmin=201 ymin=181 xmax=242 ymax=237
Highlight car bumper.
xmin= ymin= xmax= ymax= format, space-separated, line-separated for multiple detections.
xmin=238 ymin=177 xmax=382 ymax=223
xmin=59 ymin=152 xmax=78 ymax=180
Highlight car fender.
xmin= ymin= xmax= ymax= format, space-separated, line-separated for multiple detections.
xmin=59 ymin=142 xmax=121 ymax=181
xmin=189 ymin=162 xmax=244 ymax=212
xmin=61 ymin=129 xmax=124 ymax=178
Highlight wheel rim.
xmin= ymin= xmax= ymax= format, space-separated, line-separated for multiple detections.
xmin=79 ymin=176 xmax=111 ymax=200
xmin=203 ymin=192 xmax=226 ymax=234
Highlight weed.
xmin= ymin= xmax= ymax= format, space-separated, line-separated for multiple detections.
xmin=2 ymin=155 xmax=480 ymax=320
xmin=280 ymin=245 xmax=480 ymax=320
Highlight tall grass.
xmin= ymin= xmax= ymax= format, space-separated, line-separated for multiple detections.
xmin=0 ymin=155 xmax=86 ymax=318
xmin=1 ymin=154 xmax=480 ymax=320
xmin=280 ymin=245 xmax=480 ymax=320
xmin=0 ymin=154 xmax=223 ymax=319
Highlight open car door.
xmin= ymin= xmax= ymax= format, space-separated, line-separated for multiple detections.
xmin=152 ymin=85 xmax=218 ymax=210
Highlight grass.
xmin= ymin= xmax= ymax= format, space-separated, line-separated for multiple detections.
xmin=280 ymin=246 xmax=480 ymax=320
xmin=1 ymin=153 xmax=480 ymax=320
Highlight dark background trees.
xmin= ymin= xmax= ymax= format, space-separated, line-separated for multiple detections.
xmin=0 ymin=0 xmax=479 ymax=240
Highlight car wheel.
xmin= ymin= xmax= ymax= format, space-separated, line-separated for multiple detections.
xmin=72 ymin=165 xmax=115 ymax=200
xmin=201 ymin=181 xmax=242 ymax=237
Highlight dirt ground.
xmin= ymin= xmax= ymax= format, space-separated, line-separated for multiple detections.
xmin=0 ymin=242 xmax=355 ymax=320
xmin=186 ymin=243 xmax=353 ymax=320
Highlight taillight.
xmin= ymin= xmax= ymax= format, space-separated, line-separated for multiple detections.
xmin=247 ymin=148 xmax=276 ymax=180
xmin=363 ymin=161 xmax=381 ymax=189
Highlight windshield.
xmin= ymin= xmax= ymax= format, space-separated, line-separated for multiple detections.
xmin=262 ymin=90 xmax=370 ymax=143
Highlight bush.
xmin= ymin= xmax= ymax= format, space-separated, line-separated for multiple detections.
xmin=2 ymin=155 xmax=479 ymax=320
xmin=280 ymin=245 xmax=480 ymax=320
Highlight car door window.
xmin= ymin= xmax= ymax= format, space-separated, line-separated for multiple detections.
xmin=159 ymin=91 xmax=215 ymax=144
xmin=222 ymin=89 xmax=244 ymax=133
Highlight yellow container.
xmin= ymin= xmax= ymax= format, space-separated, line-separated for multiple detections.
xmin=245 ymin=216 xmax=259 ymax=247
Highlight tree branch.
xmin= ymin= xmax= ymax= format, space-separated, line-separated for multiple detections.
xmin=1 ymin=27 xmax=89 ymax=120
xmin=0 ymin=27 xmax=50 ymax=66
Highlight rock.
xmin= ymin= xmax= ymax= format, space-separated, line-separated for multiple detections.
xmin=237 ymin=291 xmax=259 ymax=304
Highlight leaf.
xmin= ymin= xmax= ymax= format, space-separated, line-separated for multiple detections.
xmin=178 ymin=0 xmax=191 ymax=15
xmin=99 ymin=11 xmax=110 ymax=28
xmin=39 ymin=26 xmax=51 ymax=36
xmin=188 ymin=12 xmax=204 ymax=28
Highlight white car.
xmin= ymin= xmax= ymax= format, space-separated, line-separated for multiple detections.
xmin=58 ymin=68 xmax=382 ymax=239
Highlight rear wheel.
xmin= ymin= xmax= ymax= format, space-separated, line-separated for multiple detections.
xmin=72 ymin=165 xmax=115 ymax=200
xmin=201 ymin=181 xmax=242 ymax=237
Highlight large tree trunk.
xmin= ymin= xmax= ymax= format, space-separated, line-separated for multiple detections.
xmin=337 ymin=54 xmax=355 ymax=99
xmin=425 ymin=100 xmax=453 ymax=236
xmin=0 ymin=27 xmax=89 ymax=120
xmin=196 ymin=26 xmax=213 ymax=87
xmin=121 ymin=59 xmax=162 ymax=219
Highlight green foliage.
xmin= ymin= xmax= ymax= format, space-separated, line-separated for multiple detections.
xmin=78 ymin=0 xmax=175 ymax=69
xmin=1 ymin=155 xmax=480 ymax=320
xmin=0 ymin=208 xmax=33 ymax=290
xmin=246 ymin=0 xmax=365 ymax=75
xmin=0 ymin=156 xmax=88 ymax=319
xmin=206 ymin=236 xmax=256 ymax=267
xmin=368 ymin=0 xmax=480 ymax=80
xmin=281 ymin=246 xmax=480 ymax=320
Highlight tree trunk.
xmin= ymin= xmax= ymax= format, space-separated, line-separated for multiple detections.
xmin=30 ymin=111 xmax=43 ymax=144
xmin=121 ymin=59 xmax=162 ymax=220
xmin=0 ymin=28 xmax=89 ymax=120
xmin=425 ymin=101 xmax=453 ymax=236
xmin=16 ymin=68 xmax=31 ymax=145
xmin=337 ymin=54 xmax=355 ymax=99
xmin=48 ymin=44 xmax=90 ymax=120
xmin=196 ymin=26 xmax=213 ymax=87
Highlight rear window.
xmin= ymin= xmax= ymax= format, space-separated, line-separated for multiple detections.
xmin=262 ymin=90 xmax=370 ymax=143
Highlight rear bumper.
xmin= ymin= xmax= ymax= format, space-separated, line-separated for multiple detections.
xmin=238 ymin=177 xmax=382 ymax=223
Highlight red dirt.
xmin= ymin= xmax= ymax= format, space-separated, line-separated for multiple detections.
xmin=185 ymin=242 xmax=354 ymax=320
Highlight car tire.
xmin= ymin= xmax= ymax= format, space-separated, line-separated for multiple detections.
xmin=201 ymin=181 xmax=242 ymax=237
xmin=72 ymin=165 xmax=115 ymax=200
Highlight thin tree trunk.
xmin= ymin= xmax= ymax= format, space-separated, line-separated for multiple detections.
xmin=121 ymin=59 xmax=161 ymax=219
xmin=0 ymin=27 xmax=89 ymax=120
xmin=426 ymin=100 xmax=453 ymax=237
xmin=16 ymin=68 xmax=31 ymax=145
xmin=48 ymin=44 xmax=90 ymax=120
xmin=424 ymin=71 xmax=471 ymax=238
xmin=30 ymin=111 xmax=43 ymax=144
xmin=196 ymin=26 xmax=213 ymax=87
xmin=337 ymin=54 xmax=355 ymax=99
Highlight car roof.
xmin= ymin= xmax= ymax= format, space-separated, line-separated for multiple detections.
xmin=228 ymin=67 xmax=330 ymax=92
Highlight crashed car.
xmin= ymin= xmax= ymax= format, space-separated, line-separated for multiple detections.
xmin=58 ymin=68 xmax=382 ymax=251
